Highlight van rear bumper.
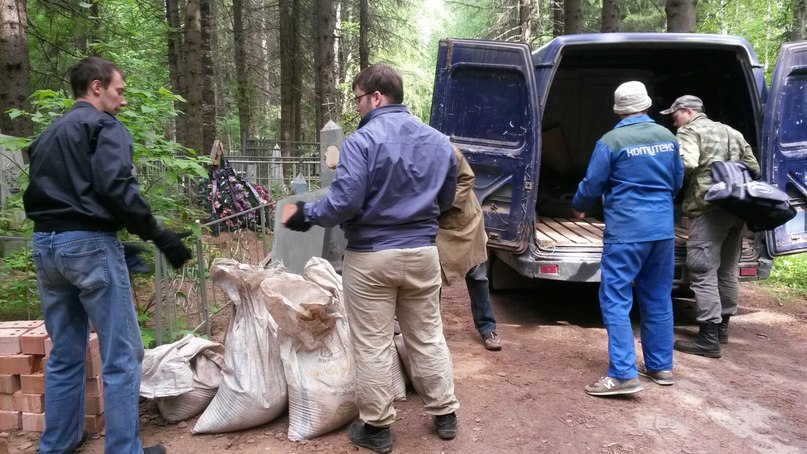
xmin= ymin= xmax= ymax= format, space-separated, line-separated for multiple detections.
xmin=491 ymin=245 xmax=772 ymax=285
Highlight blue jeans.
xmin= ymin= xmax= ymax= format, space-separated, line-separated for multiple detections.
xmin=32 ymin=231 xmax=144 ymax=454
xmin=599 ymin=240 xmax=674 ymax=379
xmin=465 ymin=263 xmax=497 ymax=336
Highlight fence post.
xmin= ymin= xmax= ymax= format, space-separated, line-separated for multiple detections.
xmin=320 ymin=121 xmax=343 ymax=187
xmin=0 ymin=136 xmax=25 ymax=212
xmin=270 ymin=144 xmax=284 ymax=189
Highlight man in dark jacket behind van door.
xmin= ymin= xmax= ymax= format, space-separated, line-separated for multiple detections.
xmin=661 ymin=95 xmax=760 ymax=358
xmin=572 ymin=81 xmax=684 ymax=396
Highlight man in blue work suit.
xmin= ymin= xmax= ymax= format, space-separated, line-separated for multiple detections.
xmin=572 ymin=81 xmax=684 ymax=396
xmin=282 ymin=63 xmax=460 ymax=453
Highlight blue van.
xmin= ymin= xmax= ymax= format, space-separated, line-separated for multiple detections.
xmin=429 ymin=33 xmax=807 ymax=288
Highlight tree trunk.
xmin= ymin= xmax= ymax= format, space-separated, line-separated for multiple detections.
xmin=564 ymin=0 xmax=582 ymax=34
xmin=601 ymin=0 xmax=620 ymax=32
xmin=200 ymin=0 xmax=216 ymax=157
xmin=233 ymin=0 xmax=252 ymax=150
xmin=795 ymin=0 xmax=807 ymax=40
xmin=552 ymin=0 xmax=564 ymax=37
xmin=519 ymin=0 xmax=532 ymax=43
xmin=359 ymin=0 xmax=369 ymax=69
xmin=279 ymin=0 xmax=301 ymax=159
xmin=166 ymin=0 xmax=186 ymax=144
xmin=183 ymin=0 xmax=204 ymax=153
xmin=315 ymin=0 xmax=337 ymax=130
xmin=0 ymin=0 xmax=32 ymax=137
xmin=665 ymin=0 xmax=697 ymax=33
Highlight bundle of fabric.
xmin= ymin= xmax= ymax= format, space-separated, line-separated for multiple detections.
xmin=206 ymin=158 xmax=274 ymax=233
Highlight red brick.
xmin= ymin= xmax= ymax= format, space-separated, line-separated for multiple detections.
xmin=0 ymin=374 xmax=21 ymax=394
xmin=84 ymin=412 xmax=104 ymax=433
xmin=86 ymin=353 xmax=102 ymax=378
xmin=0 ymin=354 xmax=37 ymax=375
xmin=0 ymin=409 xmax=21 ymax=430
xmin=0 ymin=393 xmax=14 ymax=411
xmin=43 ymin=338 xmax=53 ymax=357
xmin=30 ymin=355 xmax=44 ymax=374
xmin=86 ymin=375 xmax=103 ymax=396
xmin=0 ymin=320 xmax=43 ymax=330
xmin=0 ymin=328 xmax=28 ymax=355
xmin=85 ymin=393 xmax=104 ymax=415
xmin=21 ymin=411 xmax=45 ymax=432
xmin=87 ymin=333 xmax=99 ymax=358
xmin=45 ymin=334 xmax=97 ymax=359
xmin=12 ymin=390 xmax=44 ymax=413
xmin=20 ymin=326 xmax=49 ymax=355
xmin=40 ymin=356 xmax=48 ymax=373
xmin=20 ymin=374 xmax=44 ymax=394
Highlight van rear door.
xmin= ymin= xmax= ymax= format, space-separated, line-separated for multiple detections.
xmin=430 ymin=39 xmax=540 ymax=253
xmin=762 ymin=41 xmax=807 ymax=256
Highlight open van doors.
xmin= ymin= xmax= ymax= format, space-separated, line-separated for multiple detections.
xmin=762 ymin=41 xmax=807 ymax=256
xmin=430 ymin=39 xmax=540 ymax=253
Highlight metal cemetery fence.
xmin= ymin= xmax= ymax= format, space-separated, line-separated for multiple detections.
xmin=153 ymin=204 xmax=272 ymax=345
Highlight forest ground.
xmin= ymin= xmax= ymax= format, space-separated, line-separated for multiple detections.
xmin=4 ymin=279 xmax=807 ymax=454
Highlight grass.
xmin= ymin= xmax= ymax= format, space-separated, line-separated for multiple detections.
xmin=765 ymin=252 xmax=807 ymax=294
xmin=0 ymin=252 xmax=41 ymax=321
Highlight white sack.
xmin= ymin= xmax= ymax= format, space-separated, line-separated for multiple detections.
xmin=140 ymin=334 xmax=226 ymax=422
xmin=193 ymin=259 xmax=288 ymax=434
xmin=260 ymin=257 xmax=358 ymax=441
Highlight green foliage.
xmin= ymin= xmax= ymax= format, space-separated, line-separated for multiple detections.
xmin=0 ymin=251 xmax=40 ymax=321
xmin=698 ymin=0 xmax=792 ymax=81
xmin=766 ymin=253 xmax=807 ymax=294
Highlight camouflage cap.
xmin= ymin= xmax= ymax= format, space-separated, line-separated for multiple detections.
xmin=660 ymin=95 xmax=704 ymax=115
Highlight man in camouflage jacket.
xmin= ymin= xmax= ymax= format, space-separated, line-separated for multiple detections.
xmin=661 ymin=95 xmax=760 ymax=358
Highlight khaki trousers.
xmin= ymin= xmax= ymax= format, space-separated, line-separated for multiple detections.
xmin=343 ymin=246 xmax=460 ymax=427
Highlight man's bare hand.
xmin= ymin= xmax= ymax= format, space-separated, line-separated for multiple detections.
xmin=572 ymin=209 xmax=586 ymax=220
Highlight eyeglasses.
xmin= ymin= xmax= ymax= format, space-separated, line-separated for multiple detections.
xmin=353 ymin=92 xmax=374 ymax=103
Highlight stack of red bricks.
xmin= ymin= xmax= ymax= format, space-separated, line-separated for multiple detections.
xmin=0 ymin=320 xmax=105 ymax=434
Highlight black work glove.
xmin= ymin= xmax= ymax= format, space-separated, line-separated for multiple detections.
xmin=152 ymin=228 xmax=193 ymax=269
xmin=285 ymin=201 xmax=312 ymax=232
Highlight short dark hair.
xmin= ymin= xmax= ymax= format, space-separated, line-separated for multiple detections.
xmin=70 ymin=57 xmax=125 ymax=99
xmin=352 ymin=64 xmax=404 ymax=104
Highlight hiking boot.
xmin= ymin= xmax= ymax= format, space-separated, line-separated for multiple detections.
xmin=482 ymin=332 xmax=502 ymax=351
xmin=348 ymin=421 xmax=392 ymax=453
xmin=434 ymin=412 xmax=457 ymax=440
xmin=143 ymin=445 xmax=167 ymax=454
xmin=718 ymin=315 xmax=731 ymax=344
xmin=638 ymin=366 xmax=674 ymax=386
xmin=674 ymin=322 xmax=721 ymax=358
xmin=584 ymin=376 xmax=643 ymax=396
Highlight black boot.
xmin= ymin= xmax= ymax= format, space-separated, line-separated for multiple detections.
xmin=674 ymin=323 xmax=721 ymax=358
xmin=718 ymin=315 xmax=731 ymax=344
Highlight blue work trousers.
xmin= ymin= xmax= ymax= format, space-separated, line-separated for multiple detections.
xmin=599 ymin=239 xmax=674 ymax=379
xmin=32 ymin=231 xmax=145 ymax=454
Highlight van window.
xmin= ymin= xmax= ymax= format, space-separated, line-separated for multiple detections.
xmin=444 ymin=68 xmax=529 ymax=147
xmin=779 ymin=75 xmax=807 ymax=149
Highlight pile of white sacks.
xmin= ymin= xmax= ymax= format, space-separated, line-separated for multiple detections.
xmin=139 ymin=257 xmax=409 ymax=441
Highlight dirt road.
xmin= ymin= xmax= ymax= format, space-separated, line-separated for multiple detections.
xmin=5 ymin=281 xmax=806 ymax=453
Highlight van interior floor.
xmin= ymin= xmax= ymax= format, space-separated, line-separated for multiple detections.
xmin=535 ymin=216 xmax=689 ymax=249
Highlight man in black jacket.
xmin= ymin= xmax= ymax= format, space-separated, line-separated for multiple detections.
xmin=23 ymin=57 xmax=190 ymax=454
